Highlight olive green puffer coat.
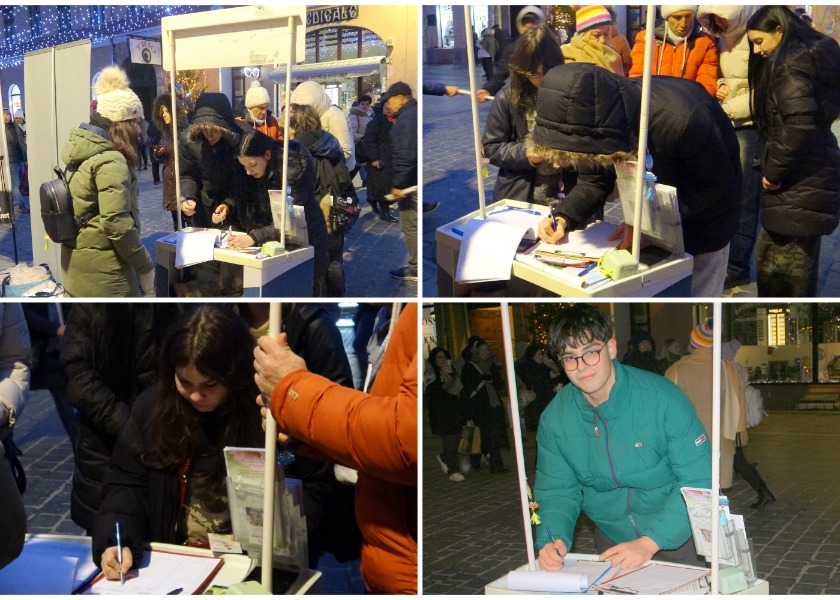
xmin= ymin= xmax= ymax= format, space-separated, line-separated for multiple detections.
xmin=59 ymin=125 xmax=153 ymax=297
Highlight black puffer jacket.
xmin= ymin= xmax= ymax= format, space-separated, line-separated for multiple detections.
xmin=390 ymin=98 xmax=417 ymax=190
xmin=759 ymin=36 xmax=840 ymax=237
xmin=179 ymin=93 xmax=252 ymax=226
xmin=60 ymin=305 xmax=180 ymax=532
xmin=536 ymin=64 xmax=741 ymax=256
xmin=482 ymin=86 xmax=535 ymax=202
xmin=226 ymin=138 xmax=329 ymax=291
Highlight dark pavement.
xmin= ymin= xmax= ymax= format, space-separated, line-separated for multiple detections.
xmin=422 ymin=407 xmax=840 ymax=594
xmin=422 ymin=63 xmax=840 ymax=299
xmin=0 ymin=165 xmax=415 ymax=298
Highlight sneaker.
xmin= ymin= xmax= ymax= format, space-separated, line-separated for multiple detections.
xmin=724 ymin=273 xmax=750 ymax=289
xmin=390 ymin=266 xmax=417 ymax=281
xmin=436 ymin=453 xmax=449 ymax=475
xmin=423 ymin=201 xmax=440 ymax=213
xmin=449 ymin=472 xmax=465 ymax=482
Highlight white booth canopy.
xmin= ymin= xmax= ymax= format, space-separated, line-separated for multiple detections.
xmin=269 ymin=55 xmax=386 ymax=83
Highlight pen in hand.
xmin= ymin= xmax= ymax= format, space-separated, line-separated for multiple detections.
xmin=549 ymin=207 xmax=558 ymax=233
xmin=115 ymin=521 xmax=125 ymax=585
xmin=544 ymin=526 xmax=565 ymax=564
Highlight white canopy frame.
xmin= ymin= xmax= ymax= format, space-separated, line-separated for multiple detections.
xmin=161 ymin=6 xmax=306 ymax=250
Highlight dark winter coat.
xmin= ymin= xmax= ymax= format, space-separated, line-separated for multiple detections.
xmin=59 ymin=123 xmax=153 ymax=297
xmin=60 ymin=304 xmax=171 ymax=532
xmin=460 ymin=360 xmax=507 ymax=454
xmin=225 ymin=139 xmax=329 ymax=290
xmin=4 ymin=121 xmax=26 ymax=163
xmin=537 ymin=65 xmax=741 ymax=256
xmin=482 ymin=86 xmax=565 ymax=203
xmin=361 ymin=109 xmax=393 ymax=203
xmin=390 ymin=98 xmax=417 ymax=190
xmin=426 ymin=374 xmax=466 ymax=436
xmin=92 ymin=385 xmax=335 ymax=569
xmin=758 ymin=36 xmax=840 ymax=238
xmin=179 ymin=93 xmax=252 ymax=226
xmin=151 ymin=94 xmax=186 ymax=213
xmin=294 ymin=129 xmax=353 ymax=204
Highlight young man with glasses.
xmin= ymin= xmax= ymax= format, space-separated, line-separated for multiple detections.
xmin=534 ymin=304 xmax=711 ymax=573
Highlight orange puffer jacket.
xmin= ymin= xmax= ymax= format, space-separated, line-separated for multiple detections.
xmin=629 ymin=24 xmax=719 ymax=96
xmin=269 ymin=303 xmax=418 ymax=594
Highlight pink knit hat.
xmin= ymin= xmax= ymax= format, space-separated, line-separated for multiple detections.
xmin=690 ymin=318 xmax=713 ymax=349
xmin=575 ymin=6 xmax=613 ymax=33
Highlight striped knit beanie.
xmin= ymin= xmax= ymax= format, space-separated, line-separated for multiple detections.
xmin=575 ymin=6 xmax=613 ymax=33
xmin=690 ymin=318 xmax=713 ymax=349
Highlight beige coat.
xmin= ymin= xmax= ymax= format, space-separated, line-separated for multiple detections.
xmin=665 ymin=348 xmax=747 ymax=488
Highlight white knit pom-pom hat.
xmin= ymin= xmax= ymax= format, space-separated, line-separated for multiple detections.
xmin=94 ymin=66 xmax=144 ymax=123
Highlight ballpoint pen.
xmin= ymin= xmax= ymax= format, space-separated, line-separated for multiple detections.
xmin=544 ymin=526 xmax=565 ymax=562
xmin=578 ymin=262 xmax=598 ymax=277
xmin=549 ymin=206 xmax=558 ymax=232
xmin=115 ymin=521 xmax=125 ymax=585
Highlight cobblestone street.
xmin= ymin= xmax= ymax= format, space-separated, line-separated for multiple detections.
xmin=423 ymin=408 xmax=840 ymax=595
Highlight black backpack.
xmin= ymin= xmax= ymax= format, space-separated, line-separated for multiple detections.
xmin=39 ymin=165 xmax=94 ymax=244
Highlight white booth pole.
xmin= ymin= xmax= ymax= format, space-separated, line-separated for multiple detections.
xmin=164 ymin=28 xmax=184 ymax=232
xmin=278 ymin=15 xmax=295 ymax=250
xmin=500 ymin=301 xmax=537 ymax=570
xmin=463 ymin=5 xmax=487 ymax=219
xmin=260 ymin=303 xmax=282 ymax=591
xmin=630 ymin=5 xmax=657 ymax=260
xmin=711 ymin=302 xmax=722 ymax=595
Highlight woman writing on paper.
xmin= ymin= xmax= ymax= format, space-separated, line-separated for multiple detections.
xmin=92 ymin=306 xmax=332 ymax=581
xmin=212 ymin=130 xmax=329 ymax=297
xmin=482 ymin=25 xmax=567 ymax=205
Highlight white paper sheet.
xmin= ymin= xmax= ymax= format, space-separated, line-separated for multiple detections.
xmin=595 ymin=562 xmax=710 ymax=595
xmin=506 ymin=570 xmax=588 ymax=593
xmin=80 ymin=550 xmax=222 ymax=595
xmin=454 ymin=207 xmax=548 ymax=283
xmin=174 ymin=230 xmax=220 ymax=268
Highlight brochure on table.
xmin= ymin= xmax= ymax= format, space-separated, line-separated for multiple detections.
xmin=223 ymin=446 xmax=308 ymax=573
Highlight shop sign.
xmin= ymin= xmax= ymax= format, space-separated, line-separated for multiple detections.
xmin=129 ymin=37 xmax=161 ymax=66
xmin=306 ymin=6 xmax=358 ymax=27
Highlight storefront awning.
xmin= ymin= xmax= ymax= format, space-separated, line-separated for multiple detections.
xmin=269 ymin=55 xmax=386 ymax=83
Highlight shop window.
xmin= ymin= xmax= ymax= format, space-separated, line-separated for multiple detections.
xmin=437 ymin=5 xmax=454 ymax=48
xmin=7 ymin=84 xmax=21 ymax=116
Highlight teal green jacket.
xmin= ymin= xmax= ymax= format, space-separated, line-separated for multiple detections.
xmin=535 ymin=360 xmax=710 ymax=552
xmin=59 ymin=125 xmax=153 ymax=297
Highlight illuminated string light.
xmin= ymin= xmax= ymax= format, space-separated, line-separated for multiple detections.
xmin=0 ymin=5 xmax=208 ymax=69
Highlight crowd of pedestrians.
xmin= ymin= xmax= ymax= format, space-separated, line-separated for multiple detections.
xmin=453 ymin=4 xmax=840 ymax=298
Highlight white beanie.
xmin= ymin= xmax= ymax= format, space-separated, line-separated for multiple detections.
xmin=95 ymin=66 xmax=143 ymax=123
xmin=13 ymin=110 xmax=23 ymax=121
xmin=661 ymin=5 xmax=697 ymax=19
xmin=245 ymin=80 xmax=271 ymax=109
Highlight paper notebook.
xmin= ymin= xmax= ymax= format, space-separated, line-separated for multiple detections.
xmin=454 ymin=206 xmax=548 ymax=283
xmin=76 ymin=549 xmax=222 ymax=595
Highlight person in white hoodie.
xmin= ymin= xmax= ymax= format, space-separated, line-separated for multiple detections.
xmin=696 ymin=5 xmax=762 ymax=290
xmin=290 ymin=81 xmax=355 ymax=172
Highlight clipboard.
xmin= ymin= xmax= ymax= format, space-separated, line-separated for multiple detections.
xmin=74 ymin=549 xmax=224 ymax=595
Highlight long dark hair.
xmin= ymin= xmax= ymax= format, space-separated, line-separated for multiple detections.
xmin=145 ymin=306 xmax=263 ymax=490
xmin=427 ymin=347 xmax=452 ymax=382
xmin=507 ymin=24 xmax=564 ymax=110
xmin=237 ymin=130 xmax=282 ymax=180
xmin=109 ymin=119 xmax=140 ymax=167
xmin=747 ymin=5 xmax=828 ymax=132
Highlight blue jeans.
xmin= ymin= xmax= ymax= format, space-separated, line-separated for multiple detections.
xmin=727 ymin=128 xmax=763 ymax=280
xmin=10 ymin=162 xmax=27 ymax=210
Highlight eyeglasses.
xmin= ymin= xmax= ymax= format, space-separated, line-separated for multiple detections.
xmin=560 ymin=345 xmax=606 ymax=371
